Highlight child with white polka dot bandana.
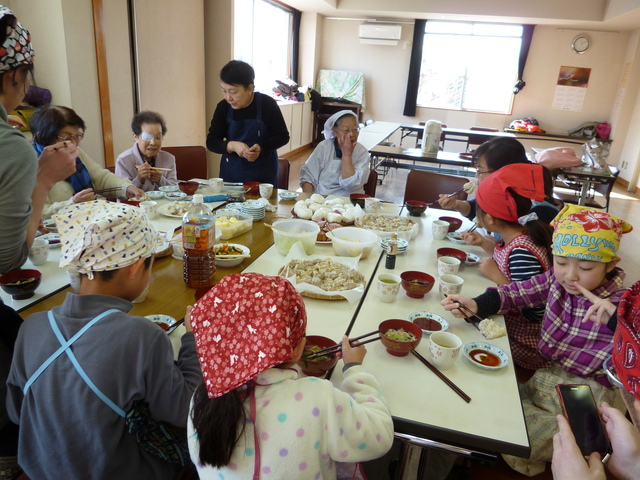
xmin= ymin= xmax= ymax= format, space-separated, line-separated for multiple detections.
xmin=188 ymin=273 xmax=394 ymax=479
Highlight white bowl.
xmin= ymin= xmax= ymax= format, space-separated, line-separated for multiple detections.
xmin=326 ymin=226 xmax=379 ymax=260
xmin=147 ymin=191 xmax=165 ymax=200
xmin=279 ymin=191 xmax=299 ymax=201
xmin=164 ymin=192 xmax=187 ymax=201
xmin=214 ymin=243 xmax=250 ymax=267
xmin=145 ymin=314 xmax=178 ymax=334
xmin=272 ymin=219 xmax=320 ymax=256
xmin=408 ymin=312 xmax=449 ymax=335
xmin=159 ymin=185 xmax=179 ymax=193
xmin=463 ymin=342 xmax=509 ymax=370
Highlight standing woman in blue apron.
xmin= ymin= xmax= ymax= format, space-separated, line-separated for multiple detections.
xmin=206 ymin=60 xmax=289 ymax=187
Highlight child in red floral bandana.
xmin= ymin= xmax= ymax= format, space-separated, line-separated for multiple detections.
xmin=188 ymin=273 xmax=393 ymax=480
xmin=442 ymin=204 xmax=632 ymax=476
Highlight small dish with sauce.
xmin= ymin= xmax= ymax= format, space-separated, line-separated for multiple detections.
xmin=408 ymin=312 xmax=448 ymax=335
xmin=462 ymin=341 xmax=509 ymax=370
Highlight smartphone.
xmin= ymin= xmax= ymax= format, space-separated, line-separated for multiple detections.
xmin=556 ymin=384 xmax=612 ymax=457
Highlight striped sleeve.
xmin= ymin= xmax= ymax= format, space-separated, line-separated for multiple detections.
xmin=507 ymin=247 xmax=546 ymax=282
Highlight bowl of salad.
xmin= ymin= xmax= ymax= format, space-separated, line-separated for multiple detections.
xmin=214 ymin=243 xmax=250 ymax=268
xmin=379 ymin=319 xmax=423 ymax=357
xmin=298 ymin=335 xmax=339 ymax=377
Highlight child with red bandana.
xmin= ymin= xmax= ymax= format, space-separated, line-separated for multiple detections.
xmin=442 ymin=204 xmax=632 ymax=476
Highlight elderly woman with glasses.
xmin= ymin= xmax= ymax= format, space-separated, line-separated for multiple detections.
xmin=115 ymin=110 xmax=178 ymax=191
xmin=30 ymin=105 xmax=143 ymax=219
xmin=300 ymin=110 xmax=370 ymax=196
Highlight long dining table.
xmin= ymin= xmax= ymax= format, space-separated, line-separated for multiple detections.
xmin=16 ymin=189 xmax=530 ymax=474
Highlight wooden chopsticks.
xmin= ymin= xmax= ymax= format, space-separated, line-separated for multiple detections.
xmin=304 ymin=330 xmax=382 ymax=359
xmin=94 ymin=187 xmax=122 ymax=196
xmin=135 ymin=164 xmax=172 ymax=171
xmin=444 ymin=295 xmax=483 ymax=331
xmin=445 ymin=188 xmax=466 ymax=198
xmin=411 ymin=350 xmax=471 ymax=403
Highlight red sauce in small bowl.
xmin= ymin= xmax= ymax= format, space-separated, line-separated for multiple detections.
xmin=469 ymin=349 xmax=501 ymax=367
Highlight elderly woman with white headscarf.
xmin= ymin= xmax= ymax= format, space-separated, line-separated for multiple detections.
xmin=300 ymin=110 xmax=370 ymax=196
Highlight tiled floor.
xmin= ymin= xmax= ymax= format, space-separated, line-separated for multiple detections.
xmin=285 ymin=147 xmax=640 ymax=479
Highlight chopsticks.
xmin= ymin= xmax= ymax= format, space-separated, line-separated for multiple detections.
xmin=304 ymin=330 xmax=382 ymax=359
xmin=94 ymin=187 xmax=122 ymax=196
xmin=445 ymin=295 xmax=483 ymax=331
xmin=411 ymin=350 xmax=471 ymax=403
xmin=166 ymin=318 xmax=185 ymax=335
xmin=215 ymin=254 xmax=251 ymax=259
xmin=135 ymin=164 xmax=172 ymax=171
xmin=467 ymin=223 xmax=478 ymax=233
xmin=445 ymin=188 xmax=466 ymax=198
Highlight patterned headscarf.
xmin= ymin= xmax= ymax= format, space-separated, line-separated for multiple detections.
xmin=551 ymin=204 xmax=632 ymax=263
xmin=613 ymin=280 xmax=640 ymax=400
xmin=54 ymin=200 xmax=160 ymax=278
xmin=191 ymin=273 xmax=307 ymax=398
xmin=323 ymin=110 xmax=358 ymax=140
xmin=476 ymin=163 xmax=545 ymax=223
xmin=0 ymin=6 xmax=35 ymax=73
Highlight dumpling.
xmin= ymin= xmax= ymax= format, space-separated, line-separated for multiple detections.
xmin=327 ymin=212 xmax=343 ymax=223
xmin=312 ymin=207 xmax=331 ymax=222
xmin=342 ymin=209 xmax=355 ymax=224
xmin=310 ymin=194 xmax=325 ymax=204
xmin=297 ymin=207 xmax=313 ymax=220
xmin=308 ymin=203 xmax=323 ymax=213
xmin=326 ymin=197 xmax=345 ymax=205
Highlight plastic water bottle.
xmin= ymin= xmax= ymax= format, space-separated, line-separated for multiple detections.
xmin=182 ymin=194 xmax=216 ymax=288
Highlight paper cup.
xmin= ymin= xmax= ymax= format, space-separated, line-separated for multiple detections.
xmin=140 ymin=200 xmax=158 ymax=220
xmin=432 ymin=220 xmax=450 ymax=240
xmin=438 ymin=256 xmax=461 ymax=276
xmin=28 ymin=237 xmax=49 ymax=266
xmin=259 ymin=183 xmax=274 ymax=199
xmin=376 ymin=273 xmax=402 ymax=303
xmin=439 ymin=274 xmax=464 ymax=300
xmin=209 ymin=177 xmax=223 ymax=193
xmin=429 ymin=331 xmax=462 ymax=370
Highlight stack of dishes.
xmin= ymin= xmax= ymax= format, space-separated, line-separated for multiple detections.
xmin=226 ymin=202 xmax=244 ymax=211
xmin=379 ymin=237 xmax=409 ymax=254
xmin=241 ymin=200 xmax=265 ymax=221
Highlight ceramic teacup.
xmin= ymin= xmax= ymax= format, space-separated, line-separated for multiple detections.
xmin=429 ymin=331 xmax=462 ymax=370
xmin=29 ymin=237 xmax=49 ymax=266
xmin=376 ymin=273 xmax=402 ymax=303
xmin=259 ymin=183 xmax=274 ymax=199
xmin=140 ymin=200 xmax=158 ymax=220
xmin=438 ymin=256 xmax=461 ymax=276
xmin=438 ymin=274 xmax=464 ymax=300
xmin=209 ymin=177 xmax=223 ymax=193
xmin=432 ymin=220 xmax=450 ymax=240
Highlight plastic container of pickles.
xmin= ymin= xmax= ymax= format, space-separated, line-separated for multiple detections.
xmin=214 ymin=209 xmax=253 ymax=240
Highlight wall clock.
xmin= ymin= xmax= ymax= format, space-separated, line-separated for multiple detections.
xmin=572 ymin=35 xmax=591 ymax=54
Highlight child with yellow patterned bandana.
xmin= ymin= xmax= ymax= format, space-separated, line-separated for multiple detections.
xmin=6 ymin=201 xmax=202 ymax=480
xmin=441 ymin=204 xmax=633 ymax=476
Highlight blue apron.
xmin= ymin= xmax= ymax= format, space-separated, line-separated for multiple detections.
xmin=220 ymin=94 xmax=279 ymax=186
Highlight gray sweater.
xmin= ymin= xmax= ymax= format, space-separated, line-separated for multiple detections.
xmin=6 ymin=293 xmax=202 ymax=480
xmin=0 ymin=104 xmax=37 ymax=274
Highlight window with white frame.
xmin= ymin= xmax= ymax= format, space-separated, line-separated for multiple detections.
xmin=234 ymin=0 xmax=294 ymax=94
xmin=417 ymin=22 xmax=523 ymax=114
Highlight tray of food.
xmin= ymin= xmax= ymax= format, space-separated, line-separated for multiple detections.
xmin=214 ymin=210 xmax=253 ymax=240
xmin=158 ymin=201 xmax=191 ymax=218
xmin=354 ymin=214 xmax=419 ymax=241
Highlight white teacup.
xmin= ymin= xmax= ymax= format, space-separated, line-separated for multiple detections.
xmin=438 ymin=256 xmax=461 ymax=276
xmin=140 ymin=200 xmax=158 ymax=220
xmin=259 ymin=183 xmax=274 ymax=199
xmin=132 ymin=284 xmax=149 ymax=304
xmin=209 ymin=177 xmax=223 ymax=193
xmin=439 ymin=274 xmax=464 ymax=300
xmin=67 ymin=269 xmax=81 ymax=292
xmin=364 ymin=197 xmax=382 ymax=212
xmin=376 ymin=273 xmax=402 ymax=303
xmin=429 ymin=331 xmax=462 ymax=370
xmin=432 ymin=220 xmax=450 ymax=240
xmin=29 ymin=237 xmax=49 ymax=266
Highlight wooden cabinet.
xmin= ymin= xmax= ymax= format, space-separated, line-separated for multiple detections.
xmin=314 ymin=98 xmax=362 ymax=145
xmin=278 ymin=101 xmax=313 ymax=156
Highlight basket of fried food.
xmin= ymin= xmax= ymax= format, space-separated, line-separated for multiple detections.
xmin=354 ymin=214 xmax=419 ymax=241
xmin=278 ymin=257 xmax=365 ymax=302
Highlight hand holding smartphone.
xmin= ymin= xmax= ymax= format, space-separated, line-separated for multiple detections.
xmin=556 ymin=384 xmax=612 ymax=459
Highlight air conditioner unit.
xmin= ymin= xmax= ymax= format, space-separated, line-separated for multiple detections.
xmin=359 ymin=24 xmax=402 ymax=45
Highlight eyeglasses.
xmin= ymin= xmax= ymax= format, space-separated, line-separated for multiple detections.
xmin=57 ymin=133 xmax=84 ymax=144
xmin=335 ymin=128 xmax=360 ymax=135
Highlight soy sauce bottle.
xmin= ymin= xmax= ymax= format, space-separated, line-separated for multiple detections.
xmin=385 ymin=233 xmax=398 ymax=269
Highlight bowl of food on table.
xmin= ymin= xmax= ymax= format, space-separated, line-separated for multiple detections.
xmin=271 ymin=219 xmax=320 ymax=256
xmin=164 ymin=192 xmax=187 ymax=201
xmin=436 ymin=247 xmax=467 ymax=264
xmin=159 ymin=185 xmax=179 ymax=193
xmin=145 ymin=314 xmax=178 ymax=334
xmin=146 ymin=190 xmax=165 ymax=200
xmin=463 ymin=341 xmax=509 ymax=370
xmin=400 ymin=271 xmax=435 ymax=299
xmin=278 ymin=191 xmax=299 ymax=201
xmin=404 ymin=200 xmax=428 ymax=217
xmin=214 ymin=243 xmax=250 ymax=267
xmin=408 ymin=312 xmax=449 ymax=335
xmin=243 ymin=181 xmax=261 ymax=197
xmin=349 ymin=193 xmax=370 ymax=208
xmin=0 ymin=269 xmax=42 ymax=300
xmin=42 ymin=219 xmax=57 ymax=233
xmin=178 ymin=181 xmax=200 ymax=195
xmin=326 ymin=226 xmax=379 ymax=260
xmin=298 ymin=335 xmax=339 ymax=377
xmin=438 ymin=216 xmax=463 ymax=232
xmin=378 ymin=319 xmax=422 ymax=357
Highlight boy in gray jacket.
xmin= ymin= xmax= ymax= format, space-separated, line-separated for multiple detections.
xmin=6 ymin=200 xmax=201 ymax=480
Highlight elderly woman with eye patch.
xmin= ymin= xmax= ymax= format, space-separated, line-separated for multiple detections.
xmin=300 ymin=110 xmax=370 ymax=196
xmin=115 ymin=110 xmax=178 ymax=191
xmin=30 ymin=105 xmax=142 ymax=219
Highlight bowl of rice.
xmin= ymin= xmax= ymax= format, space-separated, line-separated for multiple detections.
xmin=378 ymin=319 xmax=422 ymax=357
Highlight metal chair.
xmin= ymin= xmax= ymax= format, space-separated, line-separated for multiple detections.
xmin=277 ymin=158 xmax=290 ymax=190
xmin=465 ymin=126 xmax=499 ymax=152
xmin=403 ymin=170 xmax=469 ymax=205
xmin=163 ymin=146 xmax=208 ymax=180
xmin=363 ymin=169 xmax=378 ymax=197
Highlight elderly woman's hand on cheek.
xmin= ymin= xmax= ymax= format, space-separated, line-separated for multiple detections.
xmin=336 ymin=130 xmax=357 ymax=157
